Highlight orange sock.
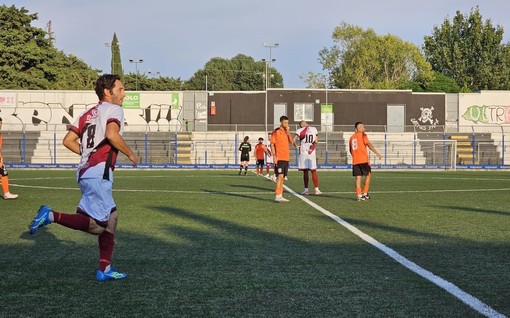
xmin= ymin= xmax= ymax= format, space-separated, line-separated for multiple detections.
xmin=355 ymin=187 xmax=361 ymax=196
xmin=363 ymin=184 xmax=369 ymax=194
xmin=275 ymin=184 xmax=283 ymax=196
xmin=1 ymin=176 xmax=10 ymax=194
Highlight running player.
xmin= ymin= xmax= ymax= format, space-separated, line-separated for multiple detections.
xmin=349 ymin=121 xmax=382 ymax=201
xmin=238 ymin=136 xmax=251 ymax=175
xmin=294 ymin=120 xmax=321 ymax=195
xmin=0 ymin=117 xmax=18 ymax=200
xmin=28 ymin=74 xmax=139 ymax=281
xmin=271 ymin=115 xmax=297 ymax=202
xmin=254 ymin=137 xmax=270 ymax=176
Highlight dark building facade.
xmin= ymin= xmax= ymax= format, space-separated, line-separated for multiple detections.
xmin=207 ymin=89 xmax=445 ymax=132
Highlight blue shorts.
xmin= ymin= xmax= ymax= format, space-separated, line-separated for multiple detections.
xmin=78 ymin=178 xmax=116 ymax=222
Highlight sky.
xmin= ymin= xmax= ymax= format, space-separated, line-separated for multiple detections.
xmin=6 ymin=0 xmax=510 ymax=88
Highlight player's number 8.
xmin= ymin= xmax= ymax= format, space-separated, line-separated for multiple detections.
xmin=351 ymin=138 xmax=358 ymax=150
xmin=86 ymin=124 xmax=96 ymax=148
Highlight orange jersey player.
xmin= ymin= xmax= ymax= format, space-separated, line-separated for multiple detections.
xmin=349 ymin=121 xmax=382 ymax=201
xmin=254 ymin=137 xmax=270 ymax=176
xmin=270 ymin=115 xmax=297 ymax=202
xmin=0 ymin=117 xmax=18 ymax=199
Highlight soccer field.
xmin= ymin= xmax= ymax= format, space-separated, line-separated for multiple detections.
xmin=1 ymin=169 xmax=509 ymax=317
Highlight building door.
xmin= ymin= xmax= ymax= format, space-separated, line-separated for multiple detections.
xmin=387 ymin=105 xmax=405 ymax=132
xmin=273 ymin=103 xmax=287 ymax=129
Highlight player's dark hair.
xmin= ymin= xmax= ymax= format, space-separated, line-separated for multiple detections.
xmin=355 ymin=121 xmax=363 ymax=130
xmin=95 ymin=74 xmax=121 ymax=100
xmin=279 ymin=115 xmax=289 ymax=122
xmin=258 ymin=137 xmax=263 ymax=141
xmin=243 ymin=136 xmax=249 ymax=142
xmin=0 ymin=117 xmax=2 ymax=122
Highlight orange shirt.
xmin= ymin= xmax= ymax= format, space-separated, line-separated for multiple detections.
xmin=271 ymin=127 xmax=292 ymax=161
xmin=349 ymin=131 xmax=370 ymax=165
xmin=254 ymin=143 xmax=267 ymax=160
xmin=0 ymin=133 xmax=2 ymax=149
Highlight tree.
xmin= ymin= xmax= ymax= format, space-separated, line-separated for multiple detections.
xmin=300 ymin=72 xmax=328 ymax=89
xmin=311 ymin=22 xmax=433 ymax=89
xmin=183 ymin=54 xmax=283 ymax=91
xmin=0 ymin=5 xmax=99 ymax=89
xmin=423 ymin=6 xmax=510 ymax=91
xmin=123 ymin=73 xmax=182 ymax=91
xmin=399 ymin=71 xmax=461 ymax=93
xmin=109 ymin=33 xmax=123 ymax=76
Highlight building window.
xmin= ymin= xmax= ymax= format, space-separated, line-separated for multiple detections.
xmin=294 ymin=103 xmax=314 ymax=121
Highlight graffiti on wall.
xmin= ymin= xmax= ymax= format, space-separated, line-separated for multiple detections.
xmin=410 ymin=106 xmax=439 ymax=131
xmin=462 ymin=105 xmax=510 ymax=124
xmin=0 ymin=99 xmax=182 ymax=131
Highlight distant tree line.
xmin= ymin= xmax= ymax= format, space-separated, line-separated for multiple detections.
xmin=1 ymin=5 xmax=509 ymax=92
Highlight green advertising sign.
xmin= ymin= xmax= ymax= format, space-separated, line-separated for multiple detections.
xmin=171 ymin=93 xmax=180 ymax=110
xmin=321 ymin=103 xmax=333 ymax=113
xmin=123 ymin=93 xmax=141 ymax=109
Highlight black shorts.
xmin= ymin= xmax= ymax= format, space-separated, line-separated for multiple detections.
xmin=256 ymin=159 xmax=265 ymax=167
xmin=352 ymin=163 xmax=371 ymax=176
xmin=275 ymin=161 xmax=289 ymax=177
xmin=240 ymin=154 xmax=249 ymax=162
xmin=0 ymin=165 xmax=7 ymax=177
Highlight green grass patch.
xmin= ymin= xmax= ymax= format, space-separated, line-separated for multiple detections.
xmin=1 ymin=169 xmax=508 ymax=317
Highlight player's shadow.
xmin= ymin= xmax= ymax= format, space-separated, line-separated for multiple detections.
xmin=228 ymin=184 xmax=272 ymax=192
xmin=430 ymin=205 xmax=509 ymax=217
xmin=201 ymin=188 xmax=269 ymax=202
xmin=341 ymin=217 xmax=455 ymax=242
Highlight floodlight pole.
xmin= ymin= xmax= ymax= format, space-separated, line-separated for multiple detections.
xmin=129 ymin=59 xmax=144 ymax=90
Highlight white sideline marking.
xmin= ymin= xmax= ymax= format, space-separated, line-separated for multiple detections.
xmin=10 ymin=182 xmax=510 ymax=196
xmin=283 ymin=184 xmax=507 ymax=318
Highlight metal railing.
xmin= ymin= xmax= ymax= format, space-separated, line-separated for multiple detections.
xmin=1 ymin=124 xmax=509 ymax=168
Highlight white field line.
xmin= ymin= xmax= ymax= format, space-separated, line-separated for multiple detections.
xmin=283 ymin=183 xmax=507 ymax=318
xmin=9 ymin=182 xmax=510 ymax=196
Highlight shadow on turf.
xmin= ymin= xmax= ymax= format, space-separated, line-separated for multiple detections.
xmin=431 ymin=205 xmax=510 ymax=217
xmin=5 ymin=204 xmax=509 ymax=317
xmin=201 ymin=188 xmax=271 ymax=202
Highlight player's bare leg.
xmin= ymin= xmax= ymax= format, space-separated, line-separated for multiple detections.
xmin=275 ymin=174 xmax=288 ymax=202
xmin=362 ymin=172 xmax=372 ymax=199
xmin=355 ymin=176 xmax=365 ymax=201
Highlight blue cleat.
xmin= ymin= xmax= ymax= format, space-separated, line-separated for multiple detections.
xmin=29 ymin=205 xmax=52 ymax=235
xmin=96 ymin=267 xmax=127 ymax=282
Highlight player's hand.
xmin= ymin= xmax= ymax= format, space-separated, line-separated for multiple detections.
xmin=377 ymin=154 xmax=382 ymax=160
xmin=128 ymin=153 xmax=139 ymax=166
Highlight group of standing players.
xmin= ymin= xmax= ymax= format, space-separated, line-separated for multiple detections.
xmin=238 ymin=116 xmax=381 ymax=202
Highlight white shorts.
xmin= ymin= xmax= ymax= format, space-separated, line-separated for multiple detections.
xmin=78 ymin=178 xmax=116 ymax=222
xmin=298 ymin=152 xmax=317 ymax=170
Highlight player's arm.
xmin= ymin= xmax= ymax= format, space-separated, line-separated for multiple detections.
xmin=288 ymin=130 xmax=298 ymax=148
xmin=63 ymin=130 xmax=81 ymax=155
xmin=270 ymin=142 xmax=277 ymax=163
xmin=105 ymin=122 xmax=139 ymax=165
xmin=367 ymin=142 xmax=382 ymax=160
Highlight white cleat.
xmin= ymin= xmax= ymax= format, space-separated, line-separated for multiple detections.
xmin=3 ymin=192 xmax=18 ymax=200
xmin=315 ymin=189 xmax=322 ymax=195
xmin=300 ymin=190 xmax=310 ymax=195
xmin=275 ymin=197 xmax=289 ymax=203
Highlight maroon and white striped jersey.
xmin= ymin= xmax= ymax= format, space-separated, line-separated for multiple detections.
xmin=295 ymin=126 xmax=318 ymax=153
xmin=69 ymin=101 xmax=124 ymax=181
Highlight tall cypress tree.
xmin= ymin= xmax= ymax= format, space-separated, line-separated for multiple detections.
xmin=110 ymin=33 xmax=123 ymax=76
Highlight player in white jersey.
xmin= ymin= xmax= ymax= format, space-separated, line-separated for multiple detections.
xmin=265 ymin=132 xmax=275 ymax=180
xmin=294 ymin=120 xmax=321 ymax=195
xmin=29 ymin=74 xmax=139 ymax=281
